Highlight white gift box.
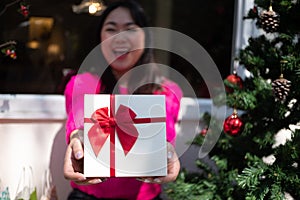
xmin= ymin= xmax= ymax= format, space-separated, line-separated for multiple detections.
xmin=84 ymin=94 xmax=167 ymax=177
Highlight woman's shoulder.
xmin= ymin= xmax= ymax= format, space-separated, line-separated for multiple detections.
xmin=159 ymin=78 xmax=183 ymax=98
xmin=153 ymin=78 xmax=183 ymax=107
xmin=65 ymin=72 xmax=101 ymax=95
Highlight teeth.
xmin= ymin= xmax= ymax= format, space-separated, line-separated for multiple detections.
xmin=114 ymin=48 xmax=129 ymax=56
xmin=115 ymin=48 xmax=128 ymax=52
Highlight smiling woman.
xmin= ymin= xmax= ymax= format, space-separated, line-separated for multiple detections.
xmin=62 ymin=1 xmax=183 ymax=199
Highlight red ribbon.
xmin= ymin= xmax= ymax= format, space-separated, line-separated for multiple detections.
xmin=84 ymin=95 xmax=165 ymax=176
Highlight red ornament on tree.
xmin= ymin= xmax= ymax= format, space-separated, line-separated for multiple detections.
xmin=1 ymin=43 xmax=17 ymax=59
xmin=199 ymin=127 xmax=208 ymax=136
xmin=224 ymin=71 xmax=243 ymax=93
xmin=223 ymin=109 xmax=244 ymax=136
xmin=9 ymin=50 xmax=17 ymax=59
xmin=5 ymin=49 xmax=11 ymax=56
xmin=18 ymin=1 xmax=29 ymax=17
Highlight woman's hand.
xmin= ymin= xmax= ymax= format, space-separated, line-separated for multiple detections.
xmin=63 ymin=130 xmax=105 ymax=185
xmin=137 ymin=142 xmax=180 ymax=184
xmin=159 ymin=142 xmax=180 ymax=183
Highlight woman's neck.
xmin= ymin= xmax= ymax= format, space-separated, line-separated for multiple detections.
xmin=112 ymin=69 xmax=129 ymax=87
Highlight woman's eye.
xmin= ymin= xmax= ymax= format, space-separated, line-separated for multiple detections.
xmin=127 ymin=28 xmax=136 ymax=32
xmin=128 ymin=27 xmax=139 ymax=32
xmin=105 ymin=28 xmax=116 ymax=32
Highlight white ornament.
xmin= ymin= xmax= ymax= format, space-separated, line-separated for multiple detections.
xmin=262 ymin=154 xmax=276 ymax=165
xmin=272 ymin=128 xmax=292 ymax=148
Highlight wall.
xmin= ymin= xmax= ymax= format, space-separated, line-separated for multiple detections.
xmin=0 ymin=95 xmax=70 ymax=200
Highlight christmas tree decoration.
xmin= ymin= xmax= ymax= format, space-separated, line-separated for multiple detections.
xmin=224 ymin=70 xmax=243 ymax=93
xmin=199 ymin=127 xmax=208 ymax=136
xmin=18 ymin=1 xmax=29 ymax=17
xmin=258 ymin=4 xmax=280 ymax=33
xmin=5 ymin=48 xmax=17 ymax=59
xmin=272 ymin=73 xmax=291 ymax=103
xmin=223 ymin=109 xmax=244 ymax=136
xmin=0 ymin=41 xmax=17 ymax=59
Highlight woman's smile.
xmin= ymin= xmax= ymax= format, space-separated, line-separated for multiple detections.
xmin=113 ymin=47 xmax=129 ymax=58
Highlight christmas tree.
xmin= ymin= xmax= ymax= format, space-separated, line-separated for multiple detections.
xmin=165 ymin=0 xmax=300 ymax=199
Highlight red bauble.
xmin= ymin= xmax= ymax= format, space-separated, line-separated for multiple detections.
xmin=5 ymin=49 xmax=11 ymax=56
xmin=200 ymin=128 xmax=208 ymax=136
xmin=22 ymin=9 xmax=29 ymax=17
xmin=223 ymin=112 xmax=244 ymax=136
xmin=225 ymin=72 xmax=243 ymax=93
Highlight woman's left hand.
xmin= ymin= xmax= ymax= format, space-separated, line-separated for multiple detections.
xmin=137 ymin=142 xmax=180 ymax=184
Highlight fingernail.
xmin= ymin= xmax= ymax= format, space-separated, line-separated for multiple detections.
xmin=153 ymin=178 xmax=161 ymax=183
xmin=95 ymin=179 xmax=102 ymax=183
xmin=167 ymin=151 xmax=173 ymax=159
xmin=76 ymin=152 xmax=83 ymax=159
xmin=78 ymin=177 xmax=86 ymax=181
xmin=144 ymin=178 xmax=151 ymax=183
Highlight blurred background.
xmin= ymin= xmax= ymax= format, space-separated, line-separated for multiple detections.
xmin=0 ymin=0 xmax=235 ymax=97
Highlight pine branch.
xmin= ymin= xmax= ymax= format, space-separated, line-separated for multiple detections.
xmin=0 ymin=0 xmax=22 ymax=16
xmin=0 ymin=41 xmax=17 ymax=49
xmin=237 ymin=166 xmax=266 ymax=190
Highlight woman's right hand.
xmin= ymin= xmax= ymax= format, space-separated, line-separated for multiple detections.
xmin=63 ymin=130 xmax=104 ymax=185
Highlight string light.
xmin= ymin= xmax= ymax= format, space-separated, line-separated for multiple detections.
xmin=72 ymin=0 xmax=105 ymax=16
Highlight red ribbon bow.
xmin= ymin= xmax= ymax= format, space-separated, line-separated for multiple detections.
xmin=85 ymin=104 xmax=140 ymax=157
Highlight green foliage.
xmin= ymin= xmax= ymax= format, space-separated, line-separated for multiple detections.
xmin=165 ymin=0 xmax=300 ymax=199
xmin=237 ymin=166 xmax=266 ymax=190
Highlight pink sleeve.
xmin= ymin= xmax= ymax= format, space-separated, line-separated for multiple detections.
xmin=154 ymin=79 xmax=182 ymax=145
xmin=64 ymin=73 xmax=100 ymax=143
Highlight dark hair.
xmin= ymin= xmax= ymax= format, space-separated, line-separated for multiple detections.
xmin=97 ymin=0 xmax=162 ymax=94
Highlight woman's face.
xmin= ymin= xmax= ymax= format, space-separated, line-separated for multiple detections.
xmin=101 ymin=7 xmax=145 ymax=78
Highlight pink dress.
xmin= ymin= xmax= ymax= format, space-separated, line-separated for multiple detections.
xmin=64 ymin=72 xmax=182 ymax=200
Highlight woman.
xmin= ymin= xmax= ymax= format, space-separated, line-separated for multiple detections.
xmin=63 ymin=1 xmax=182 ymax=199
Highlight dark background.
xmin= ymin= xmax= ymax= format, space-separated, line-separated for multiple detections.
xmin=0 ymin=0 xmax=235 ymax=97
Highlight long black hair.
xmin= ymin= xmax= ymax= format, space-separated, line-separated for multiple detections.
xmin=96 ymin=0 xmax=162 ymax=94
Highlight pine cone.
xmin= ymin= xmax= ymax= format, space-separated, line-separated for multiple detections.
xmin=272 ymin=74 xmax=291 ymax=103
xmin=259 ymin=6 xmax=280 ymax=33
